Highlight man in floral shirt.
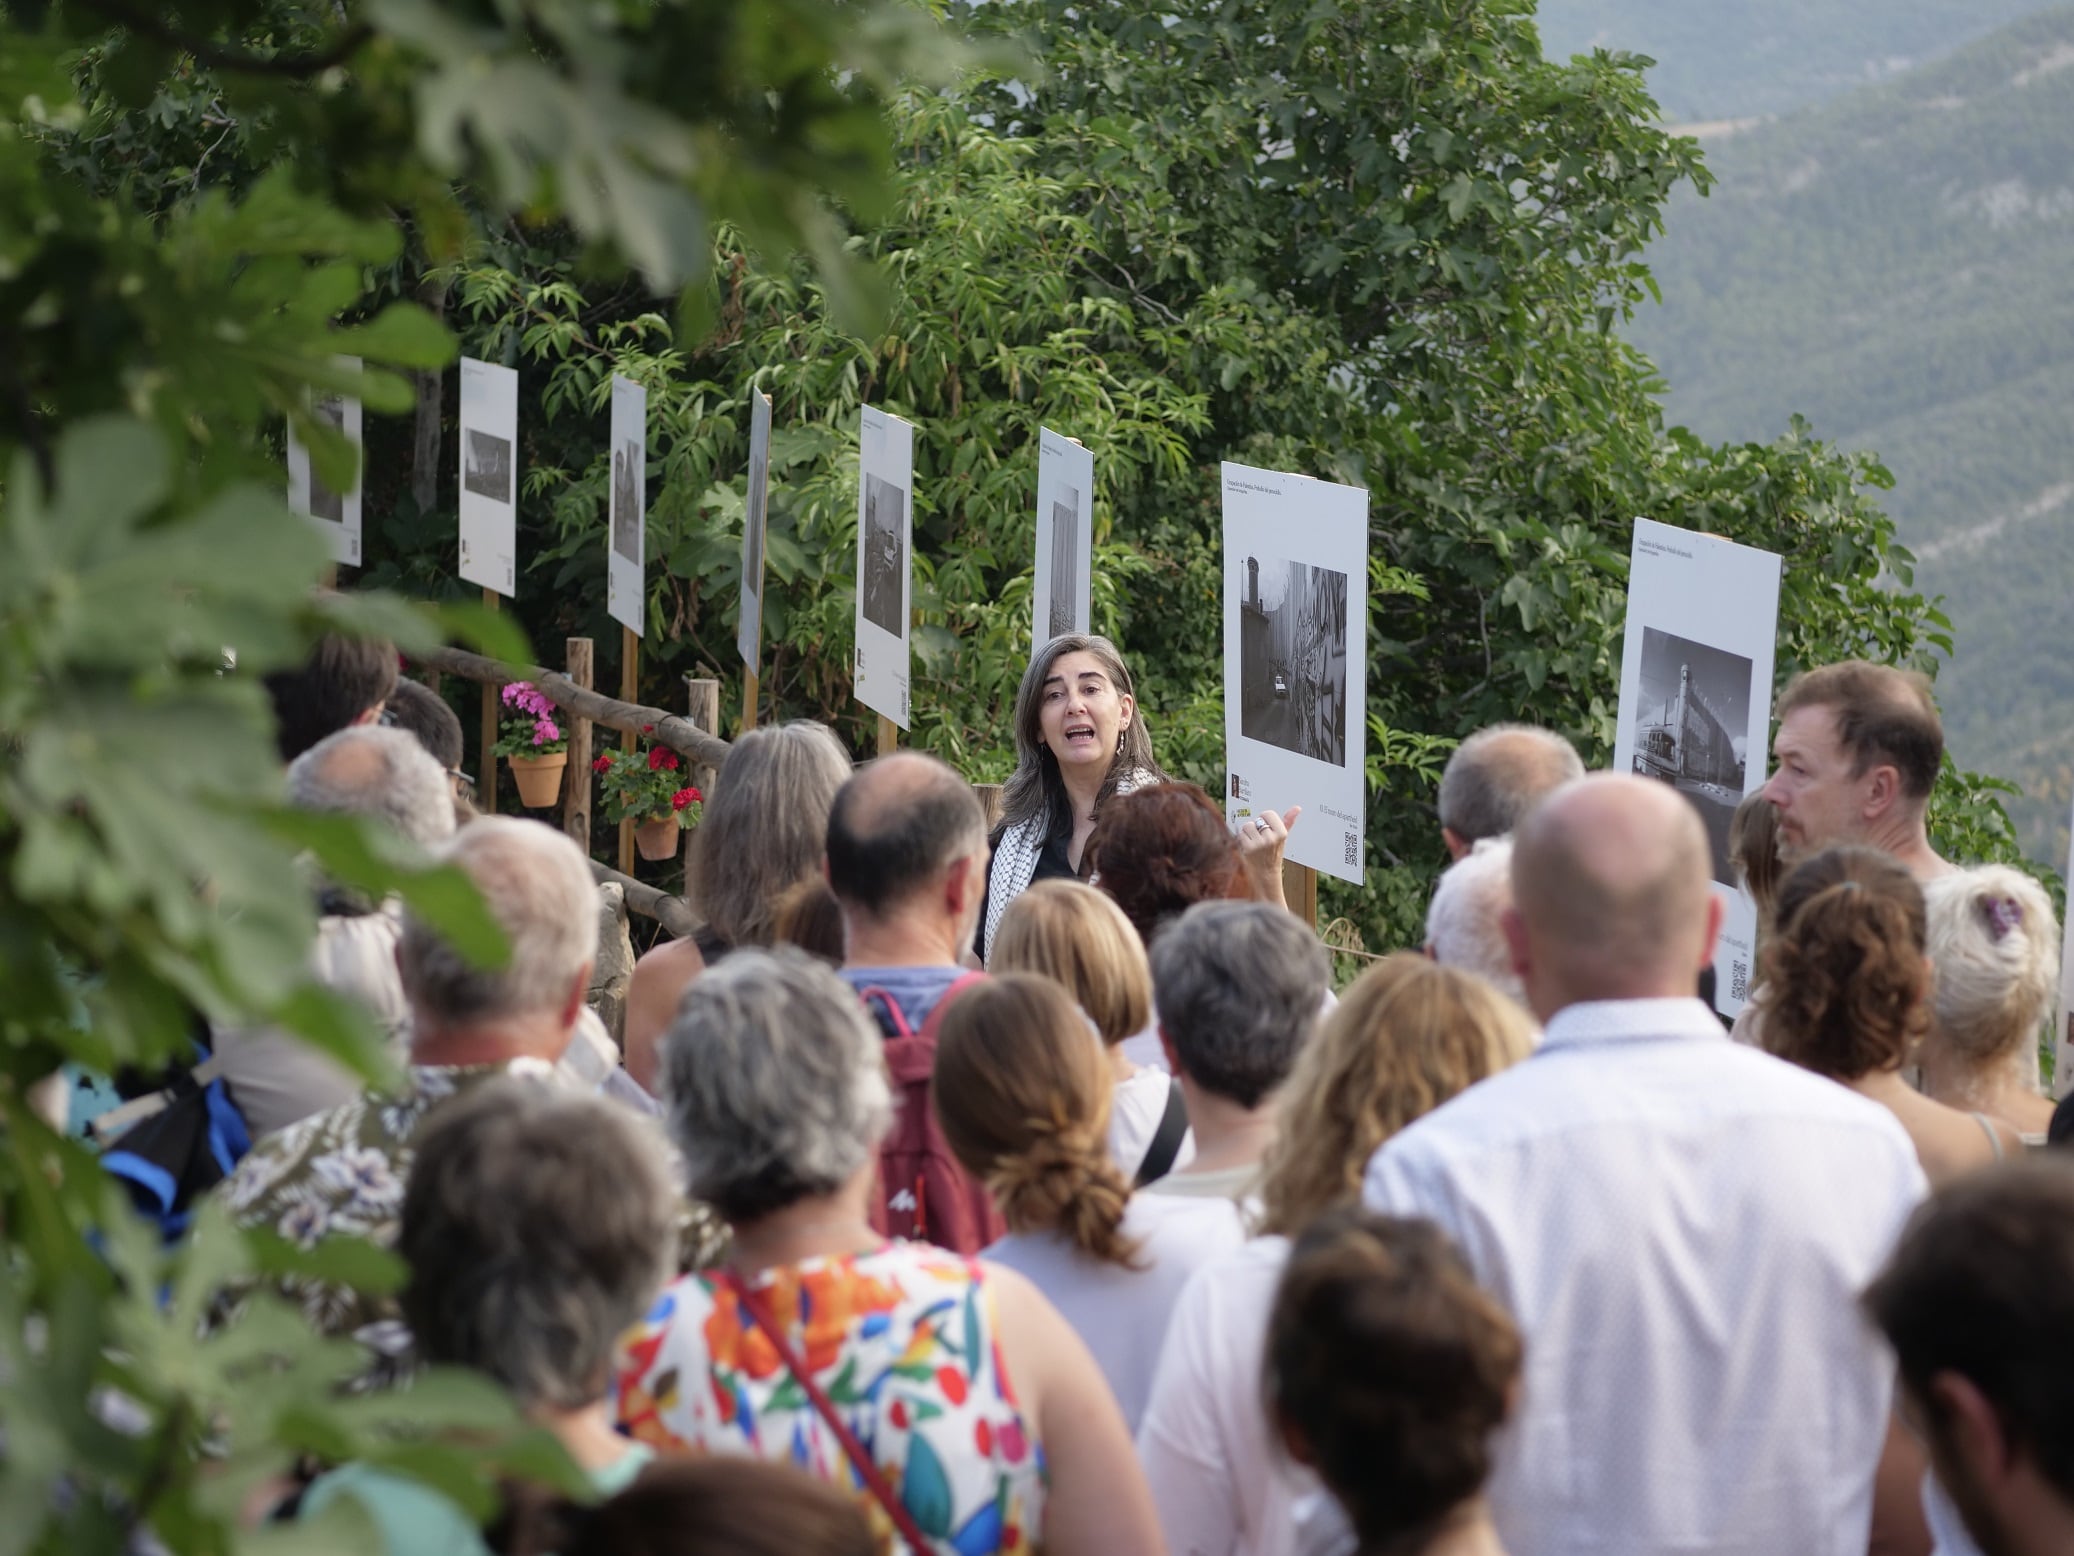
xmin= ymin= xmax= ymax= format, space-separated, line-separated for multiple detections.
xmin=217 ymin=817 xmax=724 ymax=1364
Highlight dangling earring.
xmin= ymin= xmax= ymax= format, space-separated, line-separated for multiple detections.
xmin=1116 ymin=728 xmax=1126 ymax=754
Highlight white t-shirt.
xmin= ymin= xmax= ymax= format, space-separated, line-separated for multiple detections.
xmin=1136 ymin=1235 xmax=1318 ymax=1556
xmin=1109 ymin=1067 xmax=1195 ymax=1182
xmin=986 ymin=1194 xmax=1245 ymax=1431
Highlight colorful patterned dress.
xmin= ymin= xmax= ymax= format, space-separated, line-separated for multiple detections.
xmin=613 ymin=1243 xmax=1047 ymax=1555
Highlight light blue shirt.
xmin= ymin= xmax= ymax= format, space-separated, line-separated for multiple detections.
xmin=301 ymin=1442 xmax=652 ymax=1556
xmin=1364 ymin=996 xmax=1926 ymax=1556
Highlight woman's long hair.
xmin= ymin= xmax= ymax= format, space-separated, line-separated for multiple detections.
xmin=933 ymin=974 xmax=1144 ymax=1268
xmin=990 ymin=879 xmax=1153 ymax=1047
xmin=997 ymin=634 xmax=1165 ymax=838
xmin=1255 ymin=954 xmax=1534 ymax=1238
xmin=688 ymin=721 xmax=852 ymax=949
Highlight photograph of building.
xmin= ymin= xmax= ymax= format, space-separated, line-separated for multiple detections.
xmin=1047 ymin=487 xmax=1080 ymax=641
xmin=1632 ymin=626 xmax=1752 ymax=883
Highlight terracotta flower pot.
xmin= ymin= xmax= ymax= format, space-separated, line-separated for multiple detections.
xmin=634 ymin=814 xmax=681 ymax=862
xmin=508 ymin=750 xmax=568 ymax=808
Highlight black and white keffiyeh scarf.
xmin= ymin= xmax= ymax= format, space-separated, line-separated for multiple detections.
xmin=981 ymin=765 xmax=1159 ymax=963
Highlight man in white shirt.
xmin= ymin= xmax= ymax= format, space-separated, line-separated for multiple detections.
xmin=1364 ymin=773 xmax=1928 ymax=1556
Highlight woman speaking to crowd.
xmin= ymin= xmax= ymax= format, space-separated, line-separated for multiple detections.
xmin=979 ymin=633 xmax=1300 ymax=964
xmin=978 ymin=634 xmax=1169 ymax=963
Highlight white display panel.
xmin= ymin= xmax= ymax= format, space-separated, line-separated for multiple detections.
xmin=286 ymin=355 xmax=363 ymax=568
xmin=607 ymin=374 xmax=646 ymax=634
xmin=1033 ymin=428 xmax=1094 ymax=653
xmin=853 ymin=405 xmax=914 ymax=727
xmin=1612 ymin=517 xmax=1784 ymax=1019
xmin=458 ymin=357 xmax=519 ymax=596
xmin=1221 ymin=461 xmax=1370 ymax=886
xmin=739 ymin=391 xmax=773 ymax=673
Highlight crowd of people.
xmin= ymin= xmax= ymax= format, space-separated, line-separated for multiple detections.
xmin=79 ymin=626 xmax=2074 ymax=1556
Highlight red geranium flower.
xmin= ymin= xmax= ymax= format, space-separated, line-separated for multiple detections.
xmin=671 ymin=787 xmax=697 ymax=811
xmin=648 ymin=747 xmax=680 ymax=772
xmin=592 ymin=755 xmax=612 ymax=774
xmin=642 ymin=723 xmax=655 ymax=733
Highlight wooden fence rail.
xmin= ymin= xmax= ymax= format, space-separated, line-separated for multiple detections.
xmin=415 ymin=643 xmax=734 ymax=770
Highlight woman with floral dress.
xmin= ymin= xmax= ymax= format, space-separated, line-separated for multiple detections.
xmin=613 ymin=947 xmax=1160 ymax=1556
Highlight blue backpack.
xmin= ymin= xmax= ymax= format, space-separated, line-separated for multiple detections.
xmin=101 ymin=1060 xmax=253 ymax=1241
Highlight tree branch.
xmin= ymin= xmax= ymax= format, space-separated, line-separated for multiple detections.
xmin=81 ymin=1 xmax=373 ymax=79
xmin=590 ymin=860 xmax=700 ymax=940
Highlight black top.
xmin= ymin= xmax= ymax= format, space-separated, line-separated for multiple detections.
xmin=975 ymin=823 xmax=1081 ymax=964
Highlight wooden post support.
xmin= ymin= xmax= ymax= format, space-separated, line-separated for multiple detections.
xmin=480 ymin=588 xmax=499 ymax=813
xmin=563 ymin=637 xmax=594 ymax=853
xmin=686 ymin=676 xmax=721 ymax=869
xmin=684 ymin=680 xmax=725 ymax=879
xmin=877 ymin=715 xmax=898 ymax=758
xmin=1283 ymin=859 xmax=1320 ymax=930
xmin=619 ymin=626 xmax=638 ymax=876
xmin=741 ymin=668 xmax=760 ymax=735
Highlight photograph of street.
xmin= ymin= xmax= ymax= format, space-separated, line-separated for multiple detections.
xmin=464 ymin=429 xmax=513 ymax=504
xmin=860 ymin=472 xmax=906 ymax=637
xmin=1047 ymin=488 xmax=1080 ymax=640
xmin=1239 ymin=554 xmax=1350 ymax=766
xmin=1631 ymin=626 xmax=1753 ymax=884
xmin=611 ymin=441 xmax=640 ymax=562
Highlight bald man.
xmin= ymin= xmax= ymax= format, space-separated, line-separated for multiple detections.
xmin=1365 ymin=775 xmax=1930 ymax=1556
xmin=1436 ymin=723 xmax=1585 ymax=860
xmin=825 ymin=751 xmax=991 ymax=1020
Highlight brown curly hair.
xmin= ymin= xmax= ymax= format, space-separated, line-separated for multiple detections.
xmin=931 ymin=974 xmax=1143 ymax=1268
xmin=1088 ymin=782 xmax=1245 ymax=946
xmin=1758 ymin=846 xmax=1929 ymax=1080
xmin=1264 ymin=1208 xmax=1521 ymax=1554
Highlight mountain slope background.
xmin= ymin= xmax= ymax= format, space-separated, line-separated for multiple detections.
xmin=1534 ymin=0 xmax=2058 ymax=121
xmin=1594 ymin=7 xmax=2074 ymax=866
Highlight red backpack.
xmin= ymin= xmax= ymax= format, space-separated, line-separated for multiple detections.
xmin=853 ymin=972 xmax=1006 ymax=1256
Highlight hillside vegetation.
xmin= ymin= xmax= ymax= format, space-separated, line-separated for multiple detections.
xmin=1535 ymin=0 xmax=2057 ymax=121
xmin=1627 ymin=7 xmax=2074 ymax=864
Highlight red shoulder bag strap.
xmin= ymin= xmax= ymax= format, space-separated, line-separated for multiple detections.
xmin=718 ymin=1272 xmax=935 ymax=1554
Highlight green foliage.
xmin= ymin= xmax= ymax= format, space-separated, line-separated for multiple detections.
xmin=1627 ymin=7 xmax=2074 ymax=867
xmin=1 ymin=0 xmax=948 ymax=1547
xmin=392 ymin=0 xmax=2006 ymax=955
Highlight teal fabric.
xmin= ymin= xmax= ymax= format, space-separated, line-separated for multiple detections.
xmin=301 ymin=1442 xmax=653 ymax=1556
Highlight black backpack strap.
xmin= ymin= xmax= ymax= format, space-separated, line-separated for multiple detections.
xmin=1134 ymin=1078 xmax=1190 ymax=1188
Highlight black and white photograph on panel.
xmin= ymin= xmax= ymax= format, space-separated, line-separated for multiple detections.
xmin=852 ymin=405 xmax=914 ymax=727
xmin=1611 ymin=517 xmax=1782 ymax=1020
xmin=458 ymin=356 xmax=519 ymax=595
xmin=1631 ymin=627 xmax=1753 ymax=886
xmin=464 ymin=429 xmax=513 ymax=504
xmin=1032 ymin=429 xmax=1095 ymax=655
xmin=1221 ymin=461 xmax=1369 ymax=886
xmin=860 ymin=472 xmax=907 ymax=638
xmin=611 ymin=442 xmax=641 ymax=562
xmin=286 ymin=356 xmax=364 ymax=568
xmin=307 ymin=396 xmax=346 ymax=524
xmin=1238 ymin=555 xmax=1351 ymax=767
xmin=1048 ymin=492 xmax=1080 ymax=641
xmin=606 ymin=374 xmax=646 ymax=633
xmin=738 ymin=390 xmax=773 ymax=674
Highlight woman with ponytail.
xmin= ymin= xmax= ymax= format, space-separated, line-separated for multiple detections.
xmin=934 ymin=974 xmax=1247 ymax=1429
xmin=1758 ymin=846 xmax=2020 ymax=1183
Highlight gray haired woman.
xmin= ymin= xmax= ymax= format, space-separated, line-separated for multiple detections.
xmin=299 ymin=1078 xmax=676 ymax=1552
xmin=624 ymin=720 xmax=852 ymax=1090
xmin=615 ymin=947 xmax=1162 ymax=1556
xmin=977 ymin=633 xmax=1169 ymax=963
